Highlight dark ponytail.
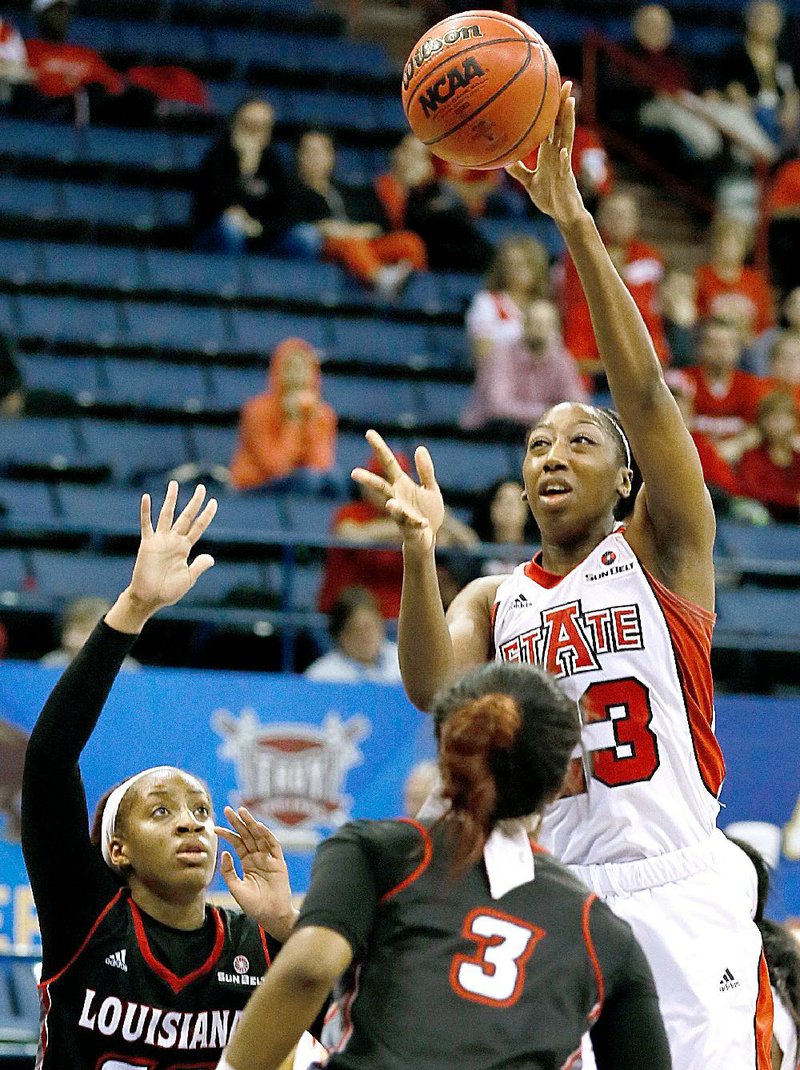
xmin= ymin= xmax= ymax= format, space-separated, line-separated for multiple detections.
xmin=439 ymin=693 xmax=521 ymax=876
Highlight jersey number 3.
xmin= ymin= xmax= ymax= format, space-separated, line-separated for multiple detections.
xmin=450 ymin=908 xmax=545 ymax=1007
xmin=562 ymin=676 xmax=660 ymax=796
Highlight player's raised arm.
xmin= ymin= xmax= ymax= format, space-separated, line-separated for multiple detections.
xmin=352 ymin=431 xmax=493 ymax=711
xmin=508 ymin=85 xmax=715 ymax=610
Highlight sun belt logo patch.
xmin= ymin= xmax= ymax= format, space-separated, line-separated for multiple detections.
xmin=601 ymin=551 xmax=616 ymax=566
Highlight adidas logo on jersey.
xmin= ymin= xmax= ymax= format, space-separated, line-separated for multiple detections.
xmin=104 ymin=949 xmax=127 ymax=972
xmin=510 ymin=594 xmax=529 ymax=609
xmin=719 ymin=968 xmax=739 ymax=992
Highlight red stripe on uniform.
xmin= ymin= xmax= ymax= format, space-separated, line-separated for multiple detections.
xmin=755 ymin=951 xmax=774 ymax=1070
xmin=130 ymin=899 xmax=225 ymax=994
xmin=581 ymin=894 xmax=605 ymax=1022
xmin=258 ymin=925 xmax=271 ymax=966
xmin=39 ymin=888 xmax=125 ymax=987
xmin=379 ymin=819 xmax=433 ymax=903
xmin=645 ymin=570 xmax=725 ymax=796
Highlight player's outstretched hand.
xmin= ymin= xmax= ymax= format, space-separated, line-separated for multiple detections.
xmin=353 ymin=429 xmax=445 ymax=552
xmin=128 ymin=481 xmax=217 ymax=614
xmin=217 ymin=806 xmax=297 ymax=944
xmin=505 ymin=82 xmax=585 ymax=229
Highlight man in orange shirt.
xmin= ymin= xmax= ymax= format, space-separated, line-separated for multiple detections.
xmin=695 ymin=215 xmax=773 ymax=341
xmin=682 ymin=318 xmax=771 ymax=450
xmin=229 ymin=337 xmax=338 ymax=493
xmin=560 ymin=190 xmax=669 ymax=377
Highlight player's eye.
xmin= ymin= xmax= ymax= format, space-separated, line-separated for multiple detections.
xmin=195 ymin=805 xmax=210 ymax=817
xmin=152 ymin=806 xmax=169 ymax=817
xmin=572 ymin=434 xmax=596 ymax=445
xmin=528 ymin=436 xmax=550 ymax=450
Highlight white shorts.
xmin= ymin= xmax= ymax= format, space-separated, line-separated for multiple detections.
xmin=575 ymin=830 xmax=773 ymax=1070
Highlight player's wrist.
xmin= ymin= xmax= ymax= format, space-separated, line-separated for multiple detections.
xmin=104 ymin=588 xmax=153 ymax=634
xmin=258 ymin=906 xmax=299 ymax=944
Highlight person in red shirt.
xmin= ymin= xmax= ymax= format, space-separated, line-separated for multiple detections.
xmin=665 ymin=370 xmax=744 ymax=498
xmin=560 ymin=190 xmax=669 ymax=376
xmin=737 ymin=389 xmax=800 ymax=521
xmin=682 ymin=318 xmax=771 ymax=449
xmin=769 ymin=332 xmax=800 ymax=407
xmin=695 ymin=215 xmax=774 ymax=342
xmin=229 ymin=338 xmax=338 ymax=493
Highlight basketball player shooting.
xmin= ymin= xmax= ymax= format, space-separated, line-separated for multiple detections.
xmin=353 ymin=83 xmax=773 ymax=1069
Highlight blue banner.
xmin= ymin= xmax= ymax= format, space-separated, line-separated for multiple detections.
xmin=0 ymin=661 xmax=797 ymax=952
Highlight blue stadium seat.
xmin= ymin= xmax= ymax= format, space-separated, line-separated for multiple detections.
xmin=0 ymin=178 xmax=59 ymax=220
xmin=154 ymin=189 xmax=193 ymax=227
xmin=0 ymin=240 xmax=43 ymax=285
xmin=30 ymin=551 xmax=133 ymax=602
xmin=207 ymin=366 xmax=265 ymax=410
xmin=175 ymin=133 xmax=214 ymax=171
xmin=288 ymin=562 xmax=324 ymax=610
xmin=438 ymin=272 xmax=482 ymax=313
xmin=0 ymin=295 xmax=14 ymax=334
xmin=286 ymin=91 xmax=378 ymax=132
xmin=123 ymin=302 xmax=227 ymax=353
xmin=229 ymin=310 xmax=329 ymax=352
xmin=69 ymin=15 xmax=122 ymax=50
xmin=397 ymin=272 xmax=442 ymax=314
xmin=209 ymin=28 xmax=303 ymax=70
xmin=57 ymin=484 xmax=143 ymax=535
xmin=421 ymin=439 xmax=514 ymax=494
xmin=180 ymin=560 xmax=270 ymax=606
xmin=0 ymin=549 xmax=27 ymax=593
xmin=429 ymin=324 xmax=468 ymax=366
xmin=281 ymin=495 xmax=339 ymax=536
xmin=145 ymin=249 xmax=243 ymax=298
xmin=206 ymin=81 xmax=249 ymax=117
xmin=17 ymin=354 xmax=100 ymax=400
xmin=241 ymin=258 xmax=342 ymax=305
xmin=103 ymin=359 xmax=209 ymax=410
xmin=79 ymin=420 xmax=191 ymax=481
xmin=0 ymin=417 xmax=80 ymax=468
xmin=118 ymin=21 xmax=210 ymax=61
xmin=191 ymin=424 xmax=238 ymax=466
xmin=41 ymin=243 xmax=144 ymax=290
xmin=716 ymin=522 xmax=800 ymax=575
xmin=323 ymin=38 xmax=391 ymax=78
xmin=417 ymin=380 xmax=474 ymax=427
xmin=0 ymin=479 xmax=58 ymax=530
xmin=211 ymin=493 xmax=285 ymax=538
xmin=323 ymin=375 xmax=418 ymax=425
xmin=715 ymin=588 xmax=800 ymax=649
xmin=374 ymin=95 xmax=408 ymax=134
xmin=329 ymin=319 xmax=429 ymax=365
xmin=334 ymin=147 xmax=374 ymax=185
xmin=0 ymin=118 xmax=77 ymax=163
xmin=62 ymin=182 xmax=157 ymax=229
xmin=82 ymin=127 xmax=178 ymax=171
xmin=17 ymin=296 xmax=120 ymax=346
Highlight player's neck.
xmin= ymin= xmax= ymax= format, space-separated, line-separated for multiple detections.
xmin=129 ymin=883 xmax=208 ymax=931
xmin=538 ymin=519 xmax=615 ymax=576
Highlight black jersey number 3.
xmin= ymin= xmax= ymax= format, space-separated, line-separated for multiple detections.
xmin=450 ymin=908 xmax=546 ymax=1007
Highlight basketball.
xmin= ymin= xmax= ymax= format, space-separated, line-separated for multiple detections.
xmin=401 ymin=9 xmax=561 ymax=170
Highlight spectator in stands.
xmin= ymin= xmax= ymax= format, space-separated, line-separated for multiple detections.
xmin=560 ymin=189 xmax=669 ymax=374
xmin=465 ymin=237 xmax=550 ymax=362
xmin=229 ymin=337 xmax=338 ymax=494
xmin=461 ymin=298 xmax=588 ymax=432
xmin=375 ymin=134 xmax=493 ymax=275
xmin=770 ymin=331 xmax=800 ymax=405
xmin=0 ymin=16 xmax=34 ymax=103
xmin=744 ymin=287 xmax=800 ymax=377
xmin=403 ymin=759 xmax=438 ymax=818
xmin=192 ymin=97 xmax=289 ymax=254
xmin=284 ymin=129 xmax=427 ymax=298
xmin=305 ymin=586 xmax=401 ymax=684
xmin=767 ymin=150 xmax=800 ymax=291
xmin=20 ymin=0 xmax=125 ymax=123
xmin=318 ymin=450 xmax=476 ymax=619
xmin=40 ymin=597 xmax=141 ymax=671
xmin=661 ymin=269 xmax=699 ymax=368
xmin=716 ymin=0 xmax=799 ymax=150
xmin=430 ymin=156 xmax=507 ymax=219
xmin=470 ymin=478 xmax=538 ymax=576
xmin=683 ymin=317 xmax=769 ymax=452
xmin=737 ymin=389 xmax=800 ymax=521
xmin=696 ymin=215 xmax=773 ymax=343
xmin=0 ymin=331 xmax=24 ymax=417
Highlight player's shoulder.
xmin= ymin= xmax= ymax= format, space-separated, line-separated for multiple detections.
xmin=330 ymin=818 xmax=432 ymax=897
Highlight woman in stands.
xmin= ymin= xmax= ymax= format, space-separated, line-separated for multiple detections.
xmin=351 ymin=83 xmax=772 ymax=1068
xmin=22 ymin=482 xmax=299 ymax=1069
xmin=218 ymin=661 xmax=670 ymax=1070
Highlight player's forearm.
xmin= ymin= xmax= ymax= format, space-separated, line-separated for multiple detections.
xmin=398 ymin=541 xmax=455 ymax=711
xmin=560 ymin=212 xmax=664 ymax=411
xmin=221 ymin=974 xmax=328 ymax=1070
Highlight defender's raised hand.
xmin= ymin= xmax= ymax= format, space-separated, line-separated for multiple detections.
xmin=505 ymin=82 xmax=585 ymax=228
xmin=352 ymin=430 xmax=445 ymax=551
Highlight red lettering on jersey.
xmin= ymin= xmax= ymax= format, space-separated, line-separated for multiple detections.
xmin=518 ymin=628 xmax=540 ymax=664
xmin=610 ymin=605 xmax=644 ymax=650
xmin=583 ymin=608 xmax=612 ymax=654
xmin=499 ymin=636 xmax=521 ymax=661
xmin=541 ymin=602 xmax=599 ymax=679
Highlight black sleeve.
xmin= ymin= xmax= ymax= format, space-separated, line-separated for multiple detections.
xmin=191 ymin=138 xmax=236 ymax=230
xmin=22 ymin=621 xmax=138 ymax=978
xmin=588 ymin=900 xmax=672 ymax=1070
xmin=295 ymin=820 xmax=425 ymax=956
xmin=341 ymin=182 xmax=389 ymax=230
xmin=0 ymin=333 xmax=22 ymax=400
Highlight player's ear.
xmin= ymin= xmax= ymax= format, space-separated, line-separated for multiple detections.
xmin=616 ymin=467 xmax=633 ymax=500
xmin=109 ymin=838 xmax=130 ymax=869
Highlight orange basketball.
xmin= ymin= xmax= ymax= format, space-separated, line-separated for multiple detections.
xmin=401 ymin=9 xmax=561 ymax=170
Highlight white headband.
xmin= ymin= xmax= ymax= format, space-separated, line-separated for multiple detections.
xmin=100 ymin=766 xmax=174 ymax=870
xmin=602 ymin=410 xmax=632 ymax=470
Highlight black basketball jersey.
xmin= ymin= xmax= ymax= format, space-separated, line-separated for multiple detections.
xmin=297 ymin=819 xmax=664 ymax=1070
xmin=37 ymin=888 xmax=275 ymax=1070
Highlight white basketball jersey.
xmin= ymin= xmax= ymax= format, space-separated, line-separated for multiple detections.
xmin=492 ymin=529 xmax=724 ymax=866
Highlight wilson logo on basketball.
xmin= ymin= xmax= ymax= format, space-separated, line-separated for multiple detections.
xmin=212 ymin=708 xmax=370 ymax=850
xmin=601 ymin=551 xmax=616 ymax=566
xmin=402 ymin=23 xmax=483 ymax=90
xmin=233 ymin=956 xmax=249 ymax=975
